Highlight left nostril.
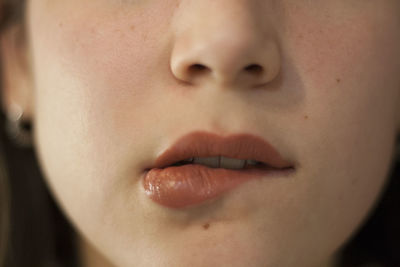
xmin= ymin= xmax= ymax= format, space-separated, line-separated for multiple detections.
xmin=244 ymin=64 xmax=264 ymax=75
xmin=188 ymin=64 xmax=210 ymax=74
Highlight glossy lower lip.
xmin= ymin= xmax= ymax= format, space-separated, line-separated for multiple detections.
xmin=143 ymin=164 xmax=295 ymax=209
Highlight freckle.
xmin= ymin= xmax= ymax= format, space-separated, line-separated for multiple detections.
xmin=130 ymin=25 xmax=135 ymax=31
xmin=58 ymin=22 xmax=63 ymax=27
xmin=336 ymin=78 xmax=341 ymax=83
xmin=304 ymin=115 xmax=309 ymax=120
xmin=298 ymin=34 xmax=303 ymax=39
xmin=203 ymin=223 xmax=210 ymax=230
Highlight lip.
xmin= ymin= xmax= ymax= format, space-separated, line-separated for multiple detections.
xmin=148 ymin=131 xmax=293 ymax=169
xmin=143 ymin=131 xmax=295 ymax=209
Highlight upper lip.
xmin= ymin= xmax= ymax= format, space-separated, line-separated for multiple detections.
xmin=149 ymin=131 xmax=294 ymax=169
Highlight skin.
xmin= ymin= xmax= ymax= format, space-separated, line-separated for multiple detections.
xmin=1 ymin=0 xmax=400 ymax=266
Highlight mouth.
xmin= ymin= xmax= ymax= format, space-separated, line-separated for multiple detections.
xmin=167 ymin=156 xmax=272 ymax=170
xmin=142 ymin=131 xmax=295 ymax=209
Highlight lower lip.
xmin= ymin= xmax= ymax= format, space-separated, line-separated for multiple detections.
xmin=142 ymin=164 xmax=294 ymax=209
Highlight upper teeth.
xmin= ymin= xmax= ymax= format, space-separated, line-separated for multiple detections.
xmin=182 ymin=157 xmax=262 ymax=169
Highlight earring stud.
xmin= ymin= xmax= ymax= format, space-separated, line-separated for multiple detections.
xmin=5 ymin=103 xmax=33 ymax=148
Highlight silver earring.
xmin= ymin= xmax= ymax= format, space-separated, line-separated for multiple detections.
xmin=5 ymin=103 xmax=33 ymax=148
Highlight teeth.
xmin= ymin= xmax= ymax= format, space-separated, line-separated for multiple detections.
xmin=246 ymin=159 xmax=260 ymax=165
xmin=220 ymin=157 xmax=246 ymax=169
xmin=183 ymin=158 xmax=194 ymax=163
xmin=192 ymin=156 xmax=220 ymax=168
xmin=188 ymin=156 xmax=263 ymax=169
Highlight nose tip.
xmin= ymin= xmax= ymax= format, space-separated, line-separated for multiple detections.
xmin=170 ymin=27 xmax=281 ymax=88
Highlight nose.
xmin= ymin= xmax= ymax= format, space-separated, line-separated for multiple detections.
xmin=170 ymin=1 xmax=281 ymax=88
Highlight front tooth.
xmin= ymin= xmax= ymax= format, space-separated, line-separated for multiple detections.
xmin=193 ymin=156 xmax=220 ymax=168
xmin=246 ymin=159 xmax=259 ymax=165
xmin=220 ymin=156 xmax=246 ymax=169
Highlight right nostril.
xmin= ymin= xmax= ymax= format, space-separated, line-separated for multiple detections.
xmin=244 ymin=64 xmax=263 ymax=75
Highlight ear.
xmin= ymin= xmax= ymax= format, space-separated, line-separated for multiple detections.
xmin=0 ymin=23 xmax=34 ymax=121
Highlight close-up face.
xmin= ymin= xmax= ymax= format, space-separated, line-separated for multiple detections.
xmin=3 ymin=1 xmax=400 ymax=267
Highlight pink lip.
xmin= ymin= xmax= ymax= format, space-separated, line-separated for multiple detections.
xmin=143 ymin=131 xmax=295 ymax=209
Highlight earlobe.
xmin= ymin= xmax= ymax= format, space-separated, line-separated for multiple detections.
xmin=0 ymin=23 xmax=34 ymax=121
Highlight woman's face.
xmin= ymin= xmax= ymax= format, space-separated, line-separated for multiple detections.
xmin=4 ymin=0 xmax=400 ymax=266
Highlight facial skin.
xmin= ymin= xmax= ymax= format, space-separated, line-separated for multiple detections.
xmin=1 ymin=0 xmax=400 ymax=266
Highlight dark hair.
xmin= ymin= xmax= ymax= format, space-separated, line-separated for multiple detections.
xmin=0 ymin=1 xmax=399 ymax=267
xmin=0 ymin=114 xmax=80 ymax=267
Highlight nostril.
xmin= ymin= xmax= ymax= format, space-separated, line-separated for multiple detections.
xmin=188 ymin=64 xmax=211 ymax=74
xmin=244 ymin=64 xmax=263 ymax=75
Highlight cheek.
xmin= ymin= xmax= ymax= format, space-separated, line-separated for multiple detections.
xmin=29 ymin=2 xmax=172 ymax=158
xmin=27 ymin=1 xmax=177 ymax=231
xmin=31 ymin=2 xmax=166 ymax=112
xmin=280 ymin=2 xmax=400 ymax=251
